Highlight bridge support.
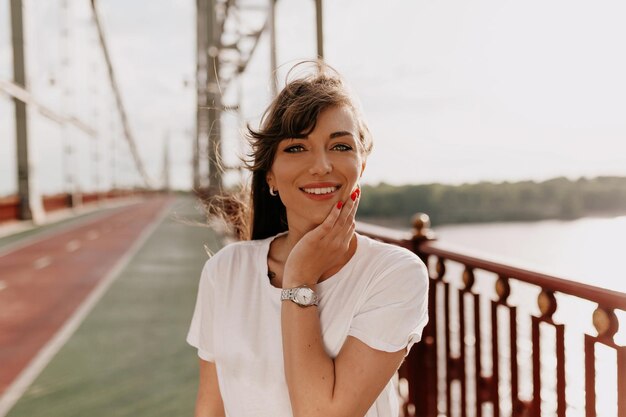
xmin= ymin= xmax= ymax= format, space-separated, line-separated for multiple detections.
xmin=196 ymin=0 xmax=223 ymax=193
xmin=194 ymin=0 xmax=206 ymax=191
xmin=11 ymin=0 xmax=35 ymax=221
xmin=269 ymin=0 xmax=277 ymax=96
xmin=207 ymin=0 xmax=222 ymax=193
xmin=314 ymin=0 xmax=324 ymax=59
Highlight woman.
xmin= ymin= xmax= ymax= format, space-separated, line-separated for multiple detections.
xmin=187 ymin=62 xmax=429 ymax=417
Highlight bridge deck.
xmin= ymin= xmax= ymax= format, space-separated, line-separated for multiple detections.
xmin=0 ymin=195 xmax=221 ymax=417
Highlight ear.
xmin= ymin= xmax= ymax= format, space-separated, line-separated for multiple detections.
xmin=359 ymin=160 xmax=367 ymax=179
xmin=266 ymin=172 xmax=275 ymax=188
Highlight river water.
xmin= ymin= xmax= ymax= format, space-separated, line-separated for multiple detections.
xmin=432 ymin=215 xmax=626 ymax=294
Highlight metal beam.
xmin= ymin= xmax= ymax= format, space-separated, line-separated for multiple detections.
xmin=207 ymin=0 xmax=222 ymax=191
xmin=238 ymin=23 xmax=268 ymax=74
xmin=90 ymin=0 xmax=154 ymax=189
xmin=10 ymin=0 xmax=33 ymax=221
xmin=194 ymin=0 xmax=207 ymax=190
xmin=0 ymin=79 xmax=97 ymax=137
xmin=269 ymin=0 xmax=277 ymax=96
xmin=162 ymin=131 xmax=171 ymax=192
xmin=195 ymin=0 xmax=289 ymax=185
xmin=315 ymin=0 xmax=324 ymax=58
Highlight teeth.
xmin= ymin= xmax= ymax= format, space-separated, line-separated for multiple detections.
xmin=302 ymin=186 xmax=338 ymax=195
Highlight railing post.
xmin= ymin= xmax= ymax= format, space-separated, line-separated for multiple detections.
xmin=408 ymin=212 xmax=437 ymax=417
xmin=411 ymin=212 xmax=435 ymax=263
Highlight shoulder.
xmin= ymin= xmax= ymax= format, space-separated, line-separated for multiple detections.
xmin=207 ymin=238 xmax=263 ymax=261
xmin=356 ymin=233 xmax=429 ymax=290
xmin=200 ymin=238 xmax=267 ymax=279
xmin=358 ymin=233 xmax=427 ymax=273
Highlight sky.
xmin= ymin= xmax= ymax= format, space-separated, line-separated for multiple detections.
xmin=1 ymin=0 xmax=625 ymax=194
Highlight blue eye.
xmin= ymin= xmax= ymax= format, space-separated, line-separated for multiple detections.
xmin=332 ymin=144 xmax=353 ymax=151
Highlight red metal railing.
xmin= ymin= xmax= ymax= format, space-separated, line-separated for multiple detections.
xmin=0 ymin=195 xmax=20 ymax=223
xmin=0 ymin=190 xmax=155 ymax=224
xmin=357 ymin=214 xmax=626 ymax=417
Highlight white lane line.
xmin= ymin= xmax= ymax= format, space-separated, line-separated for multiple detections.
xmin=0 ymin=281 xmax=6 ymax=291
xmin=65 ymin=240 xmax=81 ymax=252
xmin=33 ymin=256 xmax=52 ymax=270
xmin=0 ymin=206 xmax=128 ymax=259
xmin=0 ymin=199 xmax=173 ymax=417
xmin=86 ymin=230 xmax=99 ymax=240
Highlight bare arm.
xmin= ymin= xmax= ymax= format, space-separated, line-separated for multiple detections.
xmin=194 ymin=359 xmax=225 ymax=417
xmin=282 ymin=191 xmax=408 ymax=417
xmin=282 ymin=304 xmax=406 ymax=417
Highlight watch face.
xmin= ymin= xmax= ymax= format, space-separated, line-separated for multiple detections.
xmin=294 ymin=288 xmax=314 ymax=305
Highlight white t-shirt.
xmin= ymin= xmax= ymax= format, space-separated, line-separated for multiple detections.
xmin=187 ymin=232 xmax=429 ymax=417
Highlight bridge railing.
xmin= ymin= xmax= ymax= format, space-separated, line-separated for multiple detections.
xmin=0 ymin=190 xmax=156 ymax=224
xmin=356 ymin=214 xmax=626 ymax=417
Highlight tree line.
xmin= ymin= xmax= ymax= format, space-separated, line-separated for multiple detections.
xmin=357 ymin=176 xmax=626 ymax=226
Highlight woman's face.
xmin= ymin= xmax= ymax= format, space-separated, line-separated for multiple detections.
xmin=266 ymin=105 xmax=366 ymax=230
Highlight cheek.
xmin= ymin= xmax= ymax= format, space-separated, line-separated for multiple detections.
xmin=339 ymin=156 xmax=362 ymax=178
xmin=270 ymin=159 xmax=299 ymax=187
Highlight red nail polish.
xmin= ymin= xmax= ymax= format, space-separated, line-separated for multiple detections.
xmin=351 ymin=191 xmax=357 ymax=201
xmin=337 ymin=201 xmax=343 ymax=209
xmin=356 ymin=188 xmax=361 ymax=197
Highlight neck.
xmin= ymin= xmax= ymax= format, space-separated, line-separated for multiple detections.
xmin=282 ymin=225 xmax=312 ymax=252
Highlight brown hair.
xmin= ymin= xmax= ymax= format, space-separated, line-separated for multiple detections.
xmin=210 ymin=61 xmax=373 ymax=241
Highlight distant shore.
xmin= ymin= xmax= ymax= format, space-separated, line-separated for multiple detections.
xmin=358 ymin=176 xmax=626 ymax=227
xmin=358 ymin=209 xmax=626 ymax=230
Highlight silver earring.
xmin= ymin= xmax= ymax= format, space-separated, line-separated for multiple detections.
xmin=269 ymin=186 xmax=278 ymax=196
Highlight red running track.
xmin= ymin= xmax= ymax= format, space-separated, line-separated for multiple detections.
xmin=0 ymin=196 xmax=172 ymax=395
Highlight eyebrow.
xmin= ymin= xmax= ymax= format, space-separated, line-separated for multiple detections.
xmin=287 ymin=131 xmax=355 ymax=141
xmin=329 ymin=131 xmax=354 ymax=139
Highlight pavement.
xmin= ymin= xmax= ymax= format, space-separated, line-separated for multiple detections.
xmin=0 ymin=194 xmax=223 ymax=417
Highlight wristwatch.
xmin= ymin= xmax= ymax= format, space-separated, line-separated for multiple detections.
xmin=281 ymin=285 xmax=319 ymax=307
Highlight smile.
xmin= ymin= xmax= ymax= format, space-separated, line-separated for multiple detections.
xmin=299 ymin=184 xmax=341 ymax=201
xmin=301 ymin=186 xmax=339 ymax=195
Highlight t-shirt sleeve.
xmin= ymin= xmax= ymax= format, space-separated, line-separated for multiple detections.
xmin=186 ymin=257 xmax=218 ymax=361
xmin=348 ymin=254 xmax=429 ymax=355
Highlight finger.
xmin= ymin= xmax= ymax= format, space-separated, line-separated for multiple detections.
xmin=316 ymin=200 xmax=344 ymax=235
xmin=349 ymin=188 xmax=360 ymax=217
xmin=339 ymin=190 xmax=359 ymax=240
xmin=341 ymin=188 xmax=360 ymax=226
xmin=334 ymin=192 xmax=356 ymax=231
xmin=330 ymin=189 xmax=359 ymax=245
xmin=339 ymin=218 xmax=356 ymax=245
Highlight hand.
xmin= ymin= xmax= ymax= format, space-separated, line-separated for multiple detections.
xmin=283 ymin=188 xmax=361 ymax=287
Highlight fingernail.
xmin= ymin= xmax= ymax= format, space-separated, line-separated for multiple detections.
xmin=337 ymin=201 xmax=343 ymax=209
xmin=356 ymin=188 xmax=361 ymax=197
xmin=351 ymin=190 xmax=358 ymax=201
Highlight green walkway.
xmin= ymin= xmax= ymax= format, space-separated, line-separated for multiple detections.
xmin=7 ymin=196 xmax=224 ymax=417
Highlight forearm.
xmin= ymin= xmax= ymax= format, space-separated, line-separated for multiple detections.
xmin=281 ymin=294 xmax=338 ymax=417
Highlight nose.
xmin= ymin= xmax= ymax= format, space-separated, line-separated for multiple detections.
xmin=308 ymin=150 xmax=332 ymax=176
